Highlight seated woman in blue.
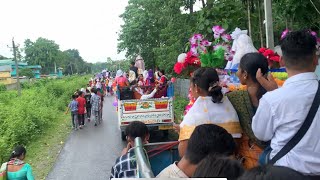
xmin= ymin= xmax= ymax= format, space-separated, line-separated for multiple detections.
xmin=2 ymin=145 xmax=34 ymax=180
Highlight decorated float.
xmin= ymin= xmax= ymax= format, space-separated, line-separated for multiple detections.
xmin=173 ymin=25 xmax=294 ymax=118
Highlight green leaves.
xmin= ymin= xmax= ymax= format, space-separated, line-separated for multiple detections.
xmin=0 ymin=76 xmax=89 ymax=163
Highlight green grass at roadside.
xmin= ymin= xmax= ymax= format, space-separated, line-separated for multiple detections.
xmin=173 ymin=96 xmax=189 ymax=123
xmin=0 ymin=75 xmax=90 ymax=178
xmin=25 ymin=114 xmax=71 ymax=180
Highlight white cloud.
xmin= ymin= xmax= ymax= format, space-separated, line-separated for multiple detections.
xmin=0 ymin=0 xmax=128 ymax=63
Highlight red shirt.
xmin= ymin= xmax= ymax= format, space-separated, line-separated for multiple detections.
xmin=77 ymin=97 xmax=86 ymax=114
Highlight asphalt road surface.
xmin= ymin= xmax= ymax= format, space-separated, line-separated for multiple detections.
xmin=47 ymin=96 xmax=126 ymax=180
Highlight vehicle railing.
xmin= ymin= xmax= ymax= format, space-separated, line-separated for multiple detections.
xmin=134 ymin=137 xmax=155 ymax=178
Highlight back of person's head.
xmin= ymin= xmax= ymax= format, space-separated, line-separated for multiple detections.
xmin=185 ymin=124 xmax=236 ymax=164
xmin=240 ymin=53 xmax=269 ymax=83
xmin=160 ymin=69 xmax=165 ymax=75
xmin=240 ymin=52 xmax=268 ymax=99
xmin=131 ymin=61 xmax=135 ymax=66
xmin=91 ymin=88 xmax=97 ymax=94
xmin=238 ymin=165 xmax=307 ymax=180
xmin=280 ymin=30 xmax=317 ymax=71
xmin=193 ymin=154 xmax=244 ymax=179
xmin=9 ymin=145 xmax=26 ymax=161
xmin=191 ymin=67 xmax=223 ymax=103
xmin=72 ymin=94 xmax=77 ymax=99
xmin=125 ymin=121 xmax=149 ymax=142
xmin=78 ymin=91 xmax=83 ymax=97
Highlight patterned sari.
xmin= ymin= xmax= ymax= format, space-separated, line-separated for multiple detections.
xmin=227 ymin=90 xmax=268 ymax=169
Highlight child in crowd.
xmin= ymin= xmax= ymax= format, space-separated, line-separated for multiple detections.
xmin=84 ymin=89 xmax=92 ymax=122
xmin=110 ymin=121 xmax=149 ymax=179
xmin=90 ymin=88 xmax=101 ymax=126
xmin=157 ymin=124 xmax=236 ymax=178
xmin=77 ymin=91 xmax=86 ymax=128
xmin=65 ymin=95 xmax=79 ymax=130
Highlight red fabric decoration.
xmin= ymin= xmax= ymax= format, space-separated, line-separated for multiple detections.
xmin=174 ymin=62 xmax=184 ymax=74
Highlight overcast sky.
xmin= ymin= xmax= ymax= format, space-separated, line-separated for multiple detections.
xmin=0 ymin=0 xmax=128 ymax=63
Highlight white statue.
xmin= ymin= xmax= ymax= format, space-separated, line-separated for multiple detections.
xmin=225 ymin=28 xmax=257 ymax=69
xmin=135 ymin=55 xmax=145 ymax=75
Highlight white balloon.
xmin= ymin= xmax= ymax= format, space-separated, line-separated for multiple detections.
xmin=177 ymin=53 xmax=187 ymax=63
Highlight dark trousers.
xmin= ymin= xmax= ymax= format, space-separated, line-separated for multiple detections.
xmin=78 ymin=114 xmax=85 ymax=126
xmin=86 ymin=107 xmax=91 ymax=119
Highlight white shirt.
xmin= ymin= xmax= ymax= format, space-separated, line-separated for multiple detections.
xmin=140 ymin=89 xmax=157 ymax=100
xmin=252 ymin=72 xmax=320 ymax=175
xmin=156 ymin=162 xmax=188 ymax=178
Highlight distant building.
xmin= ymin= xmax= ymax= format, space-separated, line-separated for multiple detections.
xmin=0 ymin=59 xmax=41 ymax=79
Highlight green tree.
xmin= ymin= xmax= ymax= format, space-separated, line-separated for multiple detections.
xmin=24 ymin=38 xmax=60 ymax=74
xmin=19 ymin=68 xmax=34 ymax=78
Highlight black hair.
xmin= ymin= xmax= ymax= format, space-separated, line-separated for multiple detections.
xmin=238 ymin=165 xmax=307 ymax=180
xmin=131 ymin=61 xmax=135 ymax=66
xmin=9 ymin=145 xmax=26 ymax=161
xmin=78 ymin=91 xmax=83 ymax=96
xmin=72 ymin=94 xmax=77 ymax=99
xmin=193 ymin=154 xmax=244 ymax=179
xmin=191 ymin=67 xmax=223 ymax=103
xmin=240 ymin=53 xmax=268 ymax=100
xmin=91 ymin=88 xmax=97 ymax=94
xmin=185 ymin=124 xmax=236 ymax=164
xmin=280 ymin=30 xmax=317 ymax=70
xmin=125 ymin=121 xmax=149 ymax=140
xmin=160 ymin=69 xmax=165 ymax=75
xmin=86 ymin=89 xmax=90 ymax=93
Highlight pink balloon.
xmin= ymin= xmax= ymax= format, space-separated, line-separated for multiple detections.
xmin=171 ymin=77 xmax=176 ymax=83
xmin=113 ymin=99 xmax=118 ymax=107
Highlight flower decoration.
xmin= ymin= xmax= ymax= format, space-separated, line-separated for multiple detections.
xmin=259 ymin=47 xmax=280 ymax=68
xmin=281 ymin=29 xmax=290 ymax=40
xmin=212 ymin=25 xmax=225 ymax=39
xmin=174 ymin=62 xmax=185 ymax=74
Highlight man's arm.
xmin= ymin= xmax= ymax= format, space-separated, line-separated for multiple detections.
xmin=252 ymin=97 xmax=275 ymax=141
xmin=141 ymin=88 xmax=157 ymax=99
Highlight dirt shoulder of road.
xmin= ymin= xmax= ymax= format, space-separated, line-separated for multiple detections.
xmin=25 ymin=114 xmax=71 ymax=180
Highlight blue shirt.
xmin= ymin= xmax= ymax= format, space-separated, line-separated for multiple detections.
xmin=68 ymin=100 xmax=78 ymax=112
xmin=7 ymin=163 xmax=34 ymax=180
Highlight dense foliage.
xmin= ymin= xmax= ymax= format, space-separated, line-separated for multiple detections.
xmin=118 ymin=0 xmax=320 ymax=77
xmin=24 ymin=38 xmax=92 ymax=75
xmin=0 ymin=76 xmax=89 ymax=163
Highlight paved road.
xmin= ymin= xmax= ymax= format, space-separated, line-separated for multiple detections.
xmin=47 ymin=96 xmax=126 ymax=180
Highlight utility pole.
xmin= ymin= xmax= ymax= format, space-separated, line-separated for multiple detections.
xmin=264 ymin=0 xmax=274 ymax=49
xmin=8 ymin=38 xmax=21 ymax=96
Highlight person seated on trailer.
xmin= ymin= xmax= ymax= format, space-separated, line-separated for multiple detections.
xmin=145 ymin=69 xmax=155 ymax=86
xmin=157 ymin=69 xmax=168 ymax=86
xmin=193 ymin=154 xmax=244 ymax=179
xmin=157 ymin=124 xmax=236 ymax=178
xmin=128 ymin=70 xmax=137 ymax=85
xmin=177 ymin=67 xmax=241 ymax=157
xmin=227 ymin=52 xmax=277 ymax=169
xmin=113 ymin=70 xmax=129 ymax=88
xmin=252 ymin=30 xmax=320 ymax=178
xmin=140 ymin=84 xmax=159 ymax=100
xmin=110 ymin=121 xmax=149 ymax=179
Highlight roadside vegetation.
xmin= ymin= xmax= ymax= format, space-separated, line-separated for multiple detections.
xmin=0 ymin=76 xmax=89 ymax=179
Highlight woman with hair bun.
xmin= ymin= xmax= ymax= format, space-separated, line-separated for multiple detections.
xmin=0 ymin=145 xmax=34 ymax=180
xmin=177 ymin=67 xmax=241 ymax=157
